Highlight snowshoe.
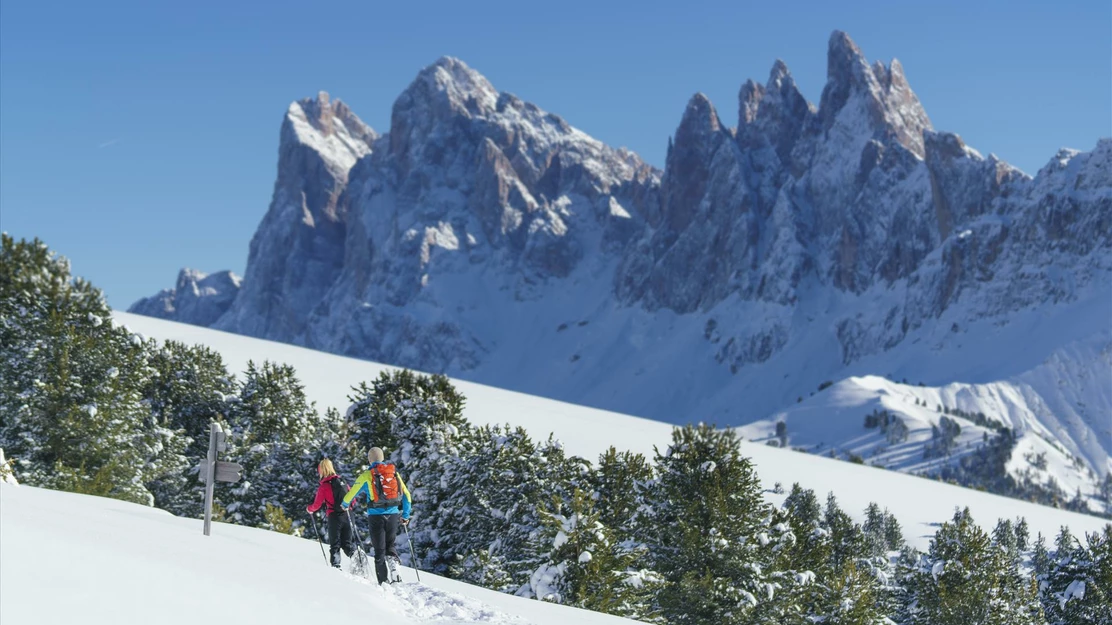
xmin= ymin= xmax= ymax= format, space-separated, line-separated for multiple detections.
xmin=349 ymin=547 xmax=371 ymax=579
xmin=386 ymin=555 xmax=403 ymax=583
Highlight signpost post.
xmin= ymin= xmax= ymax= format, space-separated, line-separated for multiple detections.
xmin=202 ymin=421 xmax=241 ymax=536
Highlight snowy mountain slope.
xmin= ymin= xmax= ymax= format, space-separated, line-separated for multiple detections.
xmin=738 ymin=354 xmax=1112 ymax=512
xmin=0 ymin=483 xmax=638 ymax=625
xmin=114 ymin=312 xmax=1110 ymax=550
xmin=130 ymin=31 xmax=1111 ymax=503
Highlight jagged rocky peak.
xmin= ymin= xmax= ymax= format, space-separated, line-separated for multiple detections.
xmin=384 ymin=54 xmax=655 ymax=195
xmin=291 ymin=91 xmax=375 ymax=140
xmin=412 ymin=56 xmax=500 ymax=116
xmin=737 ymin=59 xmax=812 ymax=164
xmin=127 ymin=268 xmax=241 ymax=327
xmin=819 ymin=30 xmax=932 ymax=157
xmin=283 ymin=91 xmax=376 ymax=175
xmin=665 ymin=93 xmax=729 ymax=229
xmin=1034 ymin=139 xmax=1112 ymax=189
xmin=677 ymin=93 xmax=722 ymax=140
xmin=388 ymin=57 xmax=500 ymax=165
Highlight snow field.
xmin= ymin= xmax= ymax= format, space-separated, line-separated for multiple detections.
xmin=0 ymin=482 xmax=638 ymax=625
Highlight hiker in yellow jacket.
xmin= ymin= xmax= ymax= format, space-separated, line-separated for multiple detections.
xmin=341 ymin=447 xmax=412 ymax=584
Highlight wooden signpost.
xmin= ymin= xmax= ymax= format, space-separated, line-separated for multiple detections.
xmin=203 ymin=421 xmax=243 ymax=536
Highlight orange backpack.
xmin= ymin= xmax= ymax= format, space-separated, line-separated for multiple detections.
xmin=370 ymin=463 xmax=403 ymax=508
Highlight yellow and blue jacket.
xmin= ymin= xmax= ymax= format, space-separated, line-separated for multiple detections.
xmin=341 ymin=462 xmax=412 ymax=519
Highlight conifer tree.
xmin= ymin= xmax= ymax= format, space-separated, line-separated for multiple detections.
xmin=763 ymin=499 xmax=823 ymax=624
xmin=783 ymin=483 xmax=822 ymax=530
xmin=0 ymin=235 xmax=179 ymax=505
xmin=1033 ymin=532 xmax=1052 ymax=583
xmin=645 ymin=424 xmax=772 ymax=625
xmin=223 ymin=360 xmax=318 ymax=530
xmin=862 ymin=502 xmax=888 ymax=559
xmin=904 ymin=508 xmax=1043 ymax=625
xmin=448 ymin=425 xmax=579 ymax=593
xmin=824 ymin=493 xmax=864 ymax=573
xmin=592 ymin=447 xmax=654 ymax=545
xmin=804 ymin=495 xmax=890 ymax=624
xmin=141 ymin=340 xmax=237 ymax=516
xmin=820 ymin=558 xmax=893 ymax=625
xmin=1015 ymin=517 xmax=1031 ymax=551
xmin=1043 ymin=525 xmax=1111 ymax=625
xmin=530 ymin=488 xmax=660 ymax=620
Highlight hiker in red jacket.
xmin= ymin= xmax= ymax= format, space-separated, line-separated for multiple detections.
xmin=306 ymin=458 xmax=356 ymax=568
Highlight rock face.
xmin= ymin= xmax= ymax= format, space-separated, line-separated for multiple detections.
xmin=212 ymin=92 xmax=377 ymax=341
xmin=132 ymin=32 xmax=1111 ymax=489
xmin=129 ymin=269 xmax=241 ymax=327
xmin=293 ymin=57 xmax=660 ymax=370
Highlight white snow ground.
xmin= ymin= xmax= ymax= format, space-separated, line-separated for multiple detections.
xmin=0 ymin=482 xmax=636 ymax=625
xmin=114 ymin=312 xmax=1109 ymax=550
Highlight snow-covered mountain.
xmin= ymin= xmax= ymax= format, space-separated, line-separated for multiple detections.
xmin=129 ymin=32 xmax=1112 ymax=508
xmin=129 ymin=268 xmax=241 ymax=326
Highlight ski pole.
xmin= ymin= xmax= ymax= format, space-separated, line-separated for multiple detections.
xmin=403 ymin=522 xmax=421 ymax=582
xmin=308 ymin=511 xmax=328 ymax=564
xmin=346 ymin=508 xmax=364 ymax=546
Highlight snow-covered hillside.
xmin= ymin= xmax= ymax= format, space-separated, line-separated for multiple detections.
xmin=0 ymin=482 xmax=636 ymax=625
xmin=130 ymin=31 xmax=1112 ymax=506
xmin=739 ymin=367 xmax=1112 ymax=513
xmin=115 ymin=312 xmax=1110 ymax=550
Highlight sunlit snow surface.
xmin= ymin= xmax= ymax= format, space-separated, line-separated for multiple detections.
xmin=114 ymin=312 xmax=1109 ymax=550
xmin=0 ymin=483 xmax=636 ymax=625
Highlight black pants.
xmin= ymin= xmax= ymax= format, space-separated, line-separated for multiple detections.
xmin=368 ymin=514 xmax=400 ymax=583
xmin=326 ymin=512 xmax=355 ymax=568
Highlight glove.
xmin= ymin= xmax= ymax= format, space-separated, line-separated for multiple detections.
xmin=400 ymin=517 xmax=409 ymax=527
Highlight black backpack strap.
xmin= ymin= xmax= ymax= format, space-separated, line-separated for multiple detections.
xmin=329 ymin=476 xmax=349 ymax=513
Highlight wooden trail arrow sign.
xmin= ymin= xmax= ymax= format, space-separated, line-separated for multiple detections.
xmin=214 ymin=461 xmax=243 ymax=483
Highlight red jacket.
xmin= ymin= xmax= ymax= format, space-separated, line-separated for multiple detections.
xmin=306 ymin=474 xmax=345 ymax=515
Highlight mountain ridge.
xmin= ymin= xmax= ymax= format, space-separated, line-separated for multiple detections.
xmin=129 ymin=31 xmax=1112 ymax=510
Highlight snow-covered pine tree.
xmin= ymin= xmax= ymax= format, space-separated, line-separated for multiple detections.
xmin=754 ymin=503 xmax=818 ymax=625
xmin=345 ymin=369 xmax=470 ymax=568
xmin=903 ymin=508 xmax=1043 ymax=625
xmin=784 ymin=493 xmax=891 ymax=625
xmin=882 ymin=509 xmax=904 ymax=552
xmin=312 ymin=407 xmax=349 ymax=472
xmin=1042 ymin=524 xmax=1111 ymax=625
xmin=645 ymin=424 xmax=773 ymax=625
xmin=824 ymin=493 xmax=865 ymax=573
xmin=783 ymin=483 xmax=822 ymax=530
xmin=1015 ymin=517 xmax=1031 ymax=551
xmin=141 ymin=340 xmax=237 ymax=516
xmin=1032 ymin=532 xmax=1052 ymax=587
xmin=991 ymin=517 xmax=1046 ymax=624
xmin=1055 ymin=526 xmax=1075 ymax=556
xmin=223 ymin=360 xmax=318 ymax=531
xmin=447 ymin=425 xmax=580 ymax=594
xmin=345 ymin=369 xmax=467 ymax=468
xmin=591 ymin=447 xmax=654 ymax=545
xmin=993 ymin=518 xmax=1021 ymax=567
xmin=862 ymin=502 xmax=888 ymax=559
xmin=530 ymin=488 xmax=660 ymax=620
xmin=0 ymin=235 xmax=177 ymax=505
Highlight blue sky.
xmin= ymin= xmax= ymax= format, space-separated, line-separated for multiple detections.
xmin=2 ymin=0 xmax=1109 ymax=308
